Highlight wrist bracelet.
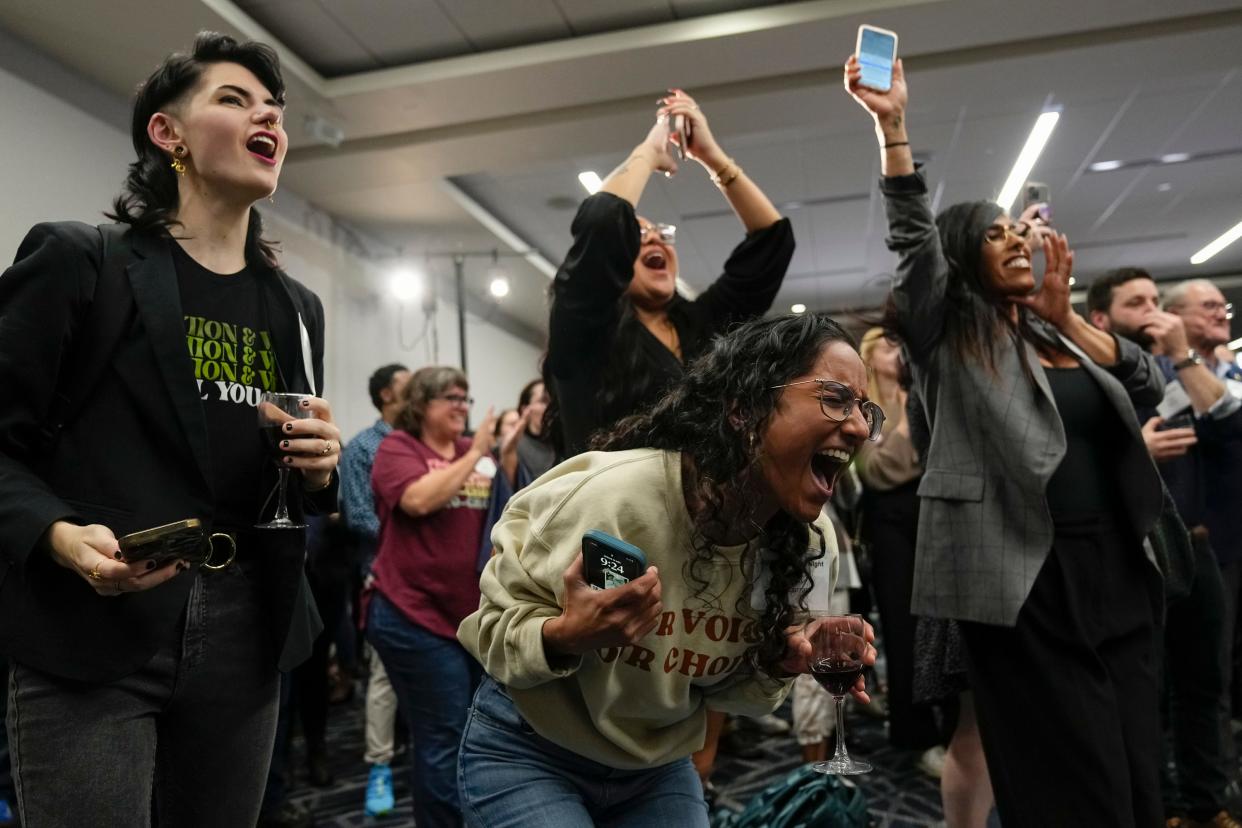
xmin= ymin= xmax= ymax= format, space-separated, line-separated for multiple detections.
xmin=884 ymin=141 xmax=910 ymax=149
xmin=711 ymin=158 xmax=743 ymax=187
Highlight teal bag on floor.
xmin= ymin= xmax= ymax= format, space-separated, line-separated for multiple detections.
xmin=715 ymin=764 xmax=868 ymax=828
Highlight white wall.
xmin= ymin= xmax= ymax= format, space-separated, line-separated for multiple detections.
xmin=0 ymin=65 xmax=132 ymax=259
xmin=0 ymin=57 xmax=543 ymax=442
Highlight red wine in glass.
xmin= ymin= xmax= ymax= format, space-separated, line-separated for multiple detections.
xmin=256 ymin=391 xmax=312 ymax=528
xmin=811 ymin=660 xmax=864 ymax=696
xmin=808 ymin=614 xmax=872 ymax=775
xmin=260 ymin=424 xmax=286 ymax=463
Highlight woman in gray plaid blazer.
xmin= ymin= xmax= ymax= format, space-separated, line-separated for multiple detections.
xmin=846 ymin=57 xmax=1166 ymax=827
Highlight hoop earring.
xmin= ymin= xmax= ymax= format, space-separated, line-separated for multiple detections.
xmin=170 ymin=145 xmax=187 ymax=175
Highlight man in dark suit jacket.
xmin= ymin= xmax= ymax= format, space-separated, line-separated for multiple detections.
xmin=1088 ymin=268 xmax=1241 ymax=828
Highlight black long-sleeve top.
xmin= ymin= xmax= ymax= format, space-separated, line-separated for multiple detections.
xmin=546 ymin=192 xmax=794 ymax=457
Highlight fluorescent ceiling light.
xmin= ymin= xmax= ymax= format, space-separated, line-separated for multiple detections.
xmin=997 ymin=111 xmax=1061 ymax=213
xmin=1228 ymin=336 xmax=1242 ymax=351
xmin=791 ymin=303 xmax=807 ymax=314
xmin=1160 ymin=153 xmax=1190 ymax=164
xmin=1190 ymin=218 xmax=1242 ymax=265
xmin=578 ymin=171 xmax=602 ymax=194
xmin=489 ymin=276 xmax=511 ymax=298
xmin=1089 ymin=159 xmax=1124 ymax=172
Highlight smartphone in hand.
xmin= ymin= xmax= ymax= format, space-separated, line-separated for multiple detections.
xmin=1158 ymin=412 xmax=1195 ymax=431
xmin=119 ymin=519 xmax=206 ymax=566
xmin=855 ymin=25 xmax=898 ymax=92
xmin=1023 ymin=181 xmax=1051 ymax=223
xmin=670 ymin=113 xmax=691 ymax=161
xmin=582 ymin=530 xmax=648 ymax=590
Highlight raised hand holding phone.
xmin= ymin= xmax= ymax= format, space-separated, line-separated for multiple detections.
xmin=855 ymin=25 xmax=898 ymax=92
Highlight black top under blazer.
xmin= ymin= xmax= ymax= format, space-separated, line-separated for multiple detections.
xmin=0 ymin=221 xmax=337 ymax=682
xmin=881 ymin=170 xmax=1166 ymax=627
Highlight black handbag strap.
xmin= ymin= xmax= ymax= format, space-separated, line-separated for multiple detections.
xmin=38 ymin=224 xmax=134 ymax=452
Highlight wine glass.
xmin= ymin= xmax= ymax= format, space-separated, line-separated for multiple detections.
xmin=807 ymin=613 xmax=872 ymax=775
xmin=256 ymin=391 xmax=312 ymax=529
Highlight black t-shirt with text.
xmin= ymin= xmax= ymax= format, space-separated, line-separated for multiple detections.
xmin=172 ymin=242 xmax=280 ymax=528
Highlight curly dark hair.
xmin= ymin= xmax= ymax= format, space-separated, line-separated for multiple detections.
xmin=594 ymin=312 xmax=857 ymax=677
xmin=106 ymin=31 xmax=286 ymax=266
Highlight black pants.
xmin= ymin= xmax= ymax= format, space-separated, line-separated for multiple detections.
xmin=1161 ymin=534 xmax=1229 ymax=820
xmin=861 ymin=483 xmax=940 ymax=749
xmin=1222 ymin=560 xmax=1242 ymax=730
xmin=961 ymin=515 xmax=1162 ymax=828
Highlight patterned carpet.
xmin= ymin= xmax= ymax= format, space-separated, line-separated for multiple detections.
xmin=287 ymin=689 xmax=959 ymax=827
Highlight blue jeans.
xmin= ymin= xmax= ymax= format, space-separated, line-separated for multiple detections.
xmin=367 ymin=592 xmax=481 ymax=828
xmin=5 ymin=562 xmax=280 ymax=827
xmin=458 ymin=677 xmax=709 ymax=828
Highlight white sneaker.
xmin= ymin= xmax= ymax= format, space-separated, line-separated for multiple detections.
xmin=918 ymin=745 xmax=946 ymax=779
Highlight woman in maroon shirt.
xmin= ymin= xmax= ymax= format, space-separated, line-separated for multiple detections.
xmin=367 ymin=365 xmax=498 ymax=828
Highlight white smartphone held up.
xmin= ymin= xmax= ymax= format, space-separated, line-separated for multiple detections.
xmin=855 ymin=24 xmax=898 ymax=92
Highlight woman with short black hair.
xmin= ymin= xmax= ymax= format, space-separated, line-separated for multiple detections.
xmin=0 ymin=32 xmax=340 ymax=827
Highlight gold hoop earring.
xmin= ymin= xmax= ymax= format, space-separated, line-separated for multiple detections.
xmin=170 ymin=145 xmax=187 ymax=175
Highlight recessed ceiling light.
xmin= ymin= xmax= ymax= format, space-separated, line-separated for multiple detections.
xmin=1089 ymin=159 xmax=1124 ymax=172
xmin=1190 ymin=218 xmax=1242 ymax=265
xmin=1157 ymin=183 xmax=1173 ymax=192
xmin=997 ymin=111 xmax=1061 ymax=212
xmin=389 ymin=266 xmax=423 ymax=303
xmin=489 ymin=276 xmax=511 ymax=298
xmin=577 ymin=171 xmax=602 ymax=194
xmin=791 ymin=303 xmax=807 ymax=314
xmin=1160 ymin=153 xmax=1190 ymax=164
xmin=1068 ymin=277 xmax=1076 ymax=286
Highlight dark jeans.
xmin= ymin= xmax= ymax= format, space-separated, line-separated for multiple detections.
xmin=861 ymin=483 xmax=940 ymax=750
xmin=367 ymin=592 xmax=481 ymax=828
xmin=961 ymin=514 xmax=1163 ymax=828
xmin=1161 ymin=535 xmax=1229 ymax=820
xmin=458 ymin=678 xmax=708 ymax=827
xmin=5 ymin=562 xmax=280 ymax=827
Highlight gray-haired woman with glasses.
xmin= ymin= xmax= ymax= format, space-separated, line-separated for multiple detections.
xmin=366 ymin=365 xmax=499 ymax=828
xmin=847 ymin=56 xmax=1166 ymax=826
xmin=543 ymin=88 xmax=795 ymax=460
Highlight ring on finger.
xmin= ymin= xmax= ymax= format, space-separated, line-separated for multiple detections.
xmin=321 ymin=439 xmax=334 ymax=456
xmin=89 ymin=562 xmax=103 ymax=581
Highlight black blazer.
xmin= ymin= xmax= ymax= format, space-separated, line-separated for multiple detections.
xmin=0 ymin=221 xmax=337 ymax=682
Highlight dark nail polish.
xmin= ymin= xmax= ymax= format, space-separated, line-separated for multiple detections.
xmin=146 ymin=560 xmax=157 ymax=570
xmin=114 ymin=550 xmax=123 ymax=560
xmin=175 ymin=563 xmax=185 ymax=573
xmin=285 ymin=422 xmax=294 ymax=432
xmin=300 ymin=399 xmax=311 ymax=407
xmin=284 ymin=456 xmax=293 ymax=464
xmin=281 ymin=440 xmax=290 ymax=448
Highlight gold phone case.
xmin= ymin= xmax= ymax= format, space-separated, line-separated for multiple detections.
xmin=118 ymin=519 xmax=206 ymax=565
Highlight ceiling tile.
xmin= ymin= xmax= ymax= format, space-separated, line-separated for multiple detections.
xmin=327 ymin=0 xmax=473 ymax=65
xmin=240 ymin=0 xmax=380 ymax=76
xmin=553 ymin=0 xmax=673 ymax=35
xmin=440 ymin=0 xmax=572 ymax=51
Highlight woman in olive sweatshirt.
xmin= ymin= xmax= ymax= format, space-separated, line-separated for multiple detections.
xmin=458 ymin=313 xmax=880 ymax=826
